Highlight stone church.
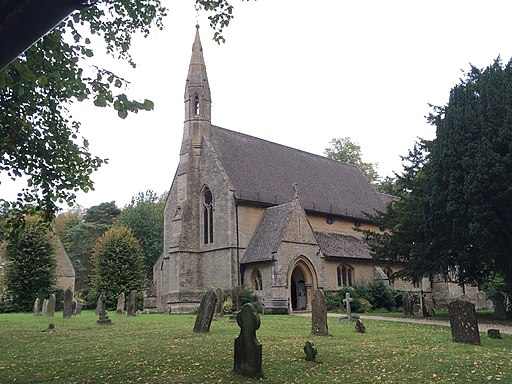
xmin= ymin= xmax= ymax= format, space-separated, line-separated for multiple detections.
xmin=146 ymin=27 xmax=476 ymax=314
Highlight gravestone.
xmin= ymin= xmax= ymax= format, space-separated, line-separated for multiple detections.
xmin=488 ymin=329 xmax=501 ymax=339
xmin=41 ymin=299 xmax=48 ymax=316
xmin=234 ymin=286 xmax=242 ymax=312
xmin=493 ymin=292 xmax=507 ymax=320
xmin=63 ymin=288 xmax=73 ymax=318
xmin=448 ymin=300 xmax=480 ymax=345
xmin=474 ymin=291 xmax=487 ymax=310
xmin=343 ymin=292 xmax=353 ymax=319
xmin=75 ymin=301 xmax=83 ymax=315
xmin=233 ymin=303 xmax=262 ymax=378
xmin=304 ymin=341 xmax=317 ymax=362
xmin=127 ymin=290 xmax=136 ymax=316
xmin=193 ymin=290 xmax=217 ymax=333
xmin=47 ymin=294 xmax=56 ymax=317
xmin=215 ymin=287 xmax=224 ymax=316
xmin=402 ymin=294 xmax=414 ymax=316
xmin=355 ymin=319 xmax=366 ymax=333
xmin=116 ymin=292 xmax=126 ymax=315
xmin=311 ymin=289 xmax=328 ymax=335
xmin=97 ymin=292 xmax=112 ymax=325
xmin=95 ymin=295 xmax=103 ymax=315
xmin=33 ymin=297 xmax=41 ymax=316
xmin=72 ymin=299 xmax=77 ymax=315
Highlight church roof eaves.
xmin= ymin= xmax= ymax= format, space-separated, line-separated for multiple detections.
xmin=208 ymin=126 xmax=387 ymax=220
xmin=314 ymin=231 xmax=372 ymax=260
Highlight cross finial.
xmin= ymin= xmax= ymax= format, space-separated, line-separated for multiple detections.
xmin=292 ymin=182 xmax=299 ymax=199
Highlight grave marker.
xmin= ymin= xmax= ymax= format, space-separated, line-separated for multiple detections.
xmin=215 ymin=287 xmax=224 ymax=316
xmin=355 ymin=319 xmax=366 ymax=333
xmin=63 ymin=288 xmax=73 ymax=318
xmin=493 ymin=292 xmax=507 ymax=320
xmin=311 ymin=289 xmax=328 ymax=335
xmin=33 ymin=297 xmax=40 ymax=316
xmin=193 ymin=290 xmax=217 ymax=333
xmin=47 ymin=294 xmax=56 ymax=317
xmin=343 ymin=292 xmax=353 ymax=319
xmin=303 ymin=341 xmax=317 ymax=362
xmin=116 ymin=292 xmax=125 ymax=315
xmin=97 ymin=292 xmax=112 ymax=325
xmin=41 ymin=299 xmax=48 ymax=316
xmin=127 ymin=290 xmax=136 ymax=316
xmin=448 ymin=299 xmax=480 ymax=345
xmin=233 ymin=303 xmax=262 ymax=378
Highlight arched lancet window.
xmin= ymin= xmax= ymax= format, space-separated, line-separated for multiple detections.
xmin=337 ymin=264 xmax=354 ymax=287
xmin=203 ymin=188 xmax=214 ymax=244
xmin=252 ymin=269 xmax=262 ymax=291
xmin=194 ymin=94 xmax=200 ymax=115
xmin=383 ymin=267 xmax=394 ymax=287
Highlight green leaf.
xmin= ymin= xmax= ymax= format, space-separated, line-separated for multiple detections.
xmin=143 ymin=99 xmax=154 ymax=111
xmin=117 ymin=109 xmax=128 ymax=119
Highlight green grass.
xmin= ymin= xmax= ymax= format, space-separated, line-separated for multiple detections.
xmin=0 ymin=311 xmax=511 ymax=383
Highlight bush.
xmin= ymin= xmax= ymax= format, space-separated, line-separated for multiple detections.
xmin=337 ymin=287 xmax=364 ymax=313
xmin=359 ymin=298 xmax=372 ymax=313
xmin=324 ymin=291 xmax=341 ymax=312
xmin=354 ymin=281 xmax=395 ymax=311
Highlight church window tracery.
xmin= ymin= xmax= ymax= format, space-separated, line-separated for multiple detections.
xmin=252 ymin=269 xmax=263 ymax=291
xmin=203 ymin=188 xmax=214 ymax=244
xmin=337 ymin=264 xmax=354 ymax=287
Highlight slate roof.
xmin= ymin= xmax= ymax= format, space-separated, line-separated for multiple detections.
xmin=314 ymin=231 xmax=372 ymax=260
xmin=209 ymin=126 xmax=386 ymax=219
xmin=240 ymin=203 xmax=295 ymax=264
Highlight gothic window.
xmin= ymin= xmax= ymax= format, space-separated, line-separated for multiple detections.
xmin=194 ymin=94 xmax=200 ymax=115
xmin=252 ymin=269 xmax=263 ymax=291
xmin=337 ymin=264 xmax=354 ymax=287
xmin=203 ymin=188 xmax=214 ymax=244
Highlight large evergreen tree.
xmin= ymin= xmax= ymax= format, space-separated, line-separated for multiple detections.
xmin=4 ymin=219 xmax=57 ymax=311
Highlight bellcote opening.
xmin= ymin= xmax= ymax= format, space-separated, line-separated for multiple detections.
xmin=194 ymin=94 xmax=200 ymax=115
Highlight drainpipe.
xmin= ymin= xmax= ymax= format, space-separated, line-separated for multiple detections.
xmin=235 ymin=195 xmax=241 ymax=288
xmin=0 ymin=0 xmax=95 ymax=69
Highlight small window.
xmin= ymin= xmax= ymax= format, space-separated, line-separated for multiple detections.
xmin=253 ymin=269 xmax=263 ymax=291
xmin=354 ymin=221 xmax=361 ymax=229
xmin=337 ymin=264 xmax=354 ymax=287
xmin=203 ymin=188 xmax=214 ymax=244
xmin=326 ymin=215 xmax=333 ymax=225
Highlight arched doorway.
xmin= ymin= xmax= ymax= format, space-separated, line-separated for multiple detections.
xmin=289 ymin=257 xmax=316 ymax=312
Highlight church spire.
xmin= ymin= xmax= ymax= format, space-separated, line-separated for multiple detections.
xmin=183 ymin=24 xmax=211 ymax=153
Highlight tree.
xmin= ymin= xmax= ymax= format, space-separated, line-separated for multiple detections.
xmin=90 ymin=226 xmax=146 ymax=308
xmin=324 ymin=137 xmax=380 ymax=184
xmin=116 ymin=191 xmax=164 ymax=282
xmin=0 ymin=0 xmax=246 ymax=239
xmin=427 ymin=59 xmax=512 ymax=295
xmin=3 ymin=219 xmax=57 ymax=311
xmin=364 ymin=140 xmax=432 ymax=283
xmin=61 ymin=201 xmax=120 ymax=294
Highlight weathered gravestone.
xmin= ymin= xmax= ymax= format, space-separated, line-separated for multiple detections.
xmin=304 ymin=341 xmax=317 ymax=362
xmin=234 ymin=303 xmax=262 ymax=378
xmin=33 ymin=297 xmax=41 ymax=316
xmin=193 ymin=290 xmax=217 ymax=333
xmin=41 ymin=299 xmax=48 ymax=316
xmin=215 ymin=287 xmax=224 ymax=316
xmin=116 ymin=292 xmax=125 ymax=315
xmin=75 ymin=301 xmax=82 ymax=315
xmin=343 ymin=292 xmax=354 ymax=320
xmin=95 ymin=295 xmax=102 ymax=316
xmin=448 ymin=300 xmax=480 ymax=345
xmin=72 ymin=299 xmax=77 ymax=315
xmin=488 ymin=329 xmax=502 ymax=339
xmin=234 ymin=286 xmax=242 ymax=312
xmin=127 ymin=290 xmax=136 ymax=316
xmin=97 ymin=292 xmax=112 ymax=325
xmin=402 ymin=293 xmax=414 ymax=316
xmin=63 ymin=288 xmax=73 ymax=318
xmin=311 ymin=289 xmax=328 ymax=335
xmin=47 ymin=294 xmax=56 ymax=317
xmin=493 ymin=292 xmax=507 ymax=320
xmin=355 ymin=319 xmax=366 ymax=333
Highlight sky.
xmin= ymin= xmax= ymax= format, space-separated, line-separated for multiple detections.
xmin=6 ymin=0 xmax=512 ymax=210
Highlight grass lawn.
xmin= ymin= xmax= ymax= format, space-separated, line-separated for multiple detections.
xmin=0 ymin=311 xmax=511 ymax=383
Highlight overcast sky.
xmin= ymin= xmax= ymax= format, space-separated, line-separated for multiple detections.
xmin=6 ymin=1 xmax=512 ymax=210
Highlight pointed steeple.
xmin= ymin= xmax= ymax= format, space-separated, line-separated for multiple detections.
xmin=183 ymin=24 xmax=211 ymax=153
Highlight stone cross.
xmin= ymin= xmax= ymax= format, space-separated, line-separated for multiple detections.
xmin=193 ymin=290 xmax=217 ymax=333
xmin=97 ymin=292 xmax=112 ymax=325
xmin=127 ymin=290 xmax=136 ymax=316
xmin=311 ymin=289 xmax=328 ymax=335
xmin=116 ymin=292 xmax=125 ymax=315
xmin=47 ymin=294 xmax=56 ymax=317
xmin=303 ymin=341 xmax=317 ymax=362
xmin=33 ymin=297 xmax=40 ymax=316
xmin=63 ymin=288 xmax=73 ymax=318
xmin=233 ymin=303 xmax=262 ymax=378
xmin=448 ymin=299 xmax=480 ymax=345
xmin=343 ymin=292 xmax=353 ymax=319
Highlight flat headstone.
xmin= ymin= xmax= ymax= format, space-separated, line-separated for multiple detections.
xmin=127 ymin=290 xmax=136 ymax=316
xmin=448 ymin=299 xmax=480 ymax=345
xmin=493 ymin=292 xmax=507 ymax=320
xmin=311 ymin=289 xmax=328 ymax=335
xmin=116 ymin=292 xmax=126 ymax=315
xmin=488 ymin=329 xmax=501 ymax=339
xmin=41 ymin=299 xmax=48 ymax=316
xmin=304 ymin=341 xmax=317 ymax=362
xmin=215 ymin=287 xmax=224 ymax=316
xmin=33 ymin=297 xmax=41 ymax=316
xmin=234 ymin=303 xmax=262 ymax=378
xmin=97 ymin=292 xmax=112 ymax=325
xmin=63 ymin=288 xmax=73 ymax=318
xmin=47 ymin=294 xmax=56 ymax=317
xmin=193 ymin=290 xmax=217 ymax=333
xmin=355 ymin=319 xmax=366 ymax=333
